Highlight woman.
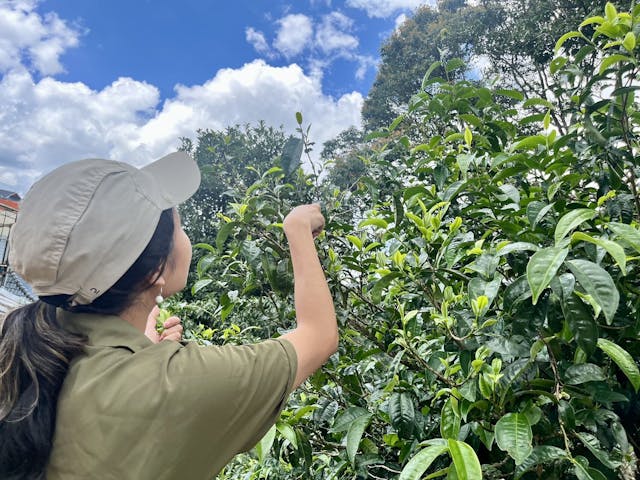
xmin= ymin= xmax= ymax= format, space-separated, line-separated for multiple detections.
xmin=0 ymin=152 xmax=338 ymax=479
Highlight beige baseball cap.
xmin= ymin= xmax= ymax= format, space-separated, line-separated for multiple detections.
xmin=9 ymin=151 xmax=201 ymax=305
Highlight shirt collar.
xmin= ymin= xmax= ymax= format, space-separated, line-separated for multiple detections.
xmin=58 ymin=309 xmax=152 ymax=352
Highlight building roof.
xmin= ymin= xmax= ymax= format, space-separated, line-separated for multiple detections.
xmin=0 ymin=199 xmax=19 ymax=211
xmin=0 ymin=189 xmax=20 ymax=201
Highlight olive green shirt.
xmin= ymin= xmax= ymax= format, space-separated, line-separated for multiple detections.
xmin=47 ymin=310 xmax=297 ymax=480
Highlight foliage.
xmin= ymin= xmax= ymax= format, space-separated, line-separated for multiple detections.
xmin=176 ymin=4 xmax=640 ymax=479
xmin=362 ymin=4 xmax=472 ymax=129
xmin=179 ymin=123 xmax=287 ymax=244
xmin=362 ymin=0 xmax=630 ymax=132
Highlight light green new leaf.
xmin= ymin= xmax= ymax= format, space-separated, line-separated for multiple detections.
xmin=346 ymin=412 xmax=372 ymax=466
xmin=599 ymin=54 xmax=634 ymax=75
xmin=566 ymin=260 xmax=619 ymax=324
xmin=358 ymin=217 xmax=389 ymax=230
xmin=554 ymin=209 xmax=596 ymax=245
xmin=527 ymin=247 xmax=569 ymax=304
xmin=597 ymin=338 xmax=640 ymax=392
xmin=554 ymin=31 xmax=586 ymax=52
xmin=571 ymin=232 xmax=627 ymax=274
xmin=448 ymin=439 xmax=482 ymax=480
xmin=495 ymin=413 xmax=533 ymax=465
xmin=399 ymin=443 xmax=449 ymax=480
xmin=255 ymin=424 xmax=276 ymax=464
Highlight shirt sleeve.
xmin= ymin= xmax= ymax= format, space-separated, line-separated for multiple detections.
xmin=157 ymin=338 xmax=298 ymax=462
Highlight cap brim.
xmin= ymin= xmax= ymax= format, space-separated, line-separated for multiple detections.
xmin=142 ymin=151 xmax=201 ymax=207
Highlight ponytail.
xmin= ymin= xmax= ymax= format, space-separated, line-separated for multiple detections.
xmin=0 ymin=301 xmax=86 ymax=479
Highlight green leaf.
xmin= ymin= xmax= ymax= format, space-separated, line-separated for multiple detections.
xmin=447 ymin=440 xmax=482 ymax=480
xmin=571 ymin=232 xmax=627 ymax=274
xmin=422 ymin=61 xmax=442 ymax=89
xmin=359 ymin=217 xmax=389 ymax=230
xmin=514 ymin=446 xmax=567 ymax=479
xmin=566 ymin=260 xmax=619 ymax=324
xmin=346 ymin=412 xmax=372 ymax=466
xmin=446 ymin=58 xmax=465 ymax=73
xmin=575 ymin=431 xmax=621 ymax=470
xmin=331 ymin=407 xmax=370 ymax=433
xmin=346 ymin=235 xmax=363 ymax=250
xmin=193 ymin=242 xmax=216 ymax=253
xmin=512 ymin=135 xmax=547 ymax=151
xmin=597 ymin=338 xmax=640 ymax=392
xmin=191 ymin=278 xmax=213 ymax=295
xmin=554 ymin=31 xmax=585 ymax=52
xmin=389 ymin=392 xmax=416 ymax=438
xmin=371 ymin=272 xmax=402 ymax=303
xmin=605 ymin=2 xmax=617 ymax=21
xmin=495 ymin=413 xmax=533 ymax=465
xmin=562 ymin=293 xmax=598 ymax=355
xmin=216 ymin=221 xmax=236 ymax=252
xmin=295 ymin=111 xmax=303 ymax=125
xmin=599 ymin=54 xmax=634 ymax=75
xmin=399 ymin=442 xmax=449 ymax=480
xmin=281 ymin=136 xmax=303 ymax=175
xmin=441 ymin=398 xmax=461 ymax=440
xmin=564 ymin=363 xmax=606 ymax=385
xmin=255 ymin=424 xmax=276 ymax=464
xmin=608 ymin=222 xmax=640 ymax=253
xmin=276 ymin=421 xmax=298 ymax=449
xmin=496 ymin=242 xmax=539 ymax=256
xmin=554 ymin=209 xmax=596 ymax=244
xmin=623 ymin=32 xmax=636 ymax=51
xmin=464 ymin=127 xmax=473 ymax=147
xmin=527 ymin=247 xmax=569 ymax=304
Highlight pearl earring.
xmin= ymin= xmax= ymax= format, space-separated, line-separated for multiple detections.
xmin=155 ymin=287 xmax=164 ymax=305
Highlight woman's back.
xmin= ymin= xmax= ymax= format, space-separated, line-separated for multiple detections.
xmin=48 ymin=310 xmax=297 ymax=479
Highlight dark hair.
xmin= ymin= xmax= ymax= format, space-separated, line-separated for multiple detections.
xmin=0 ymin=208 xmax=175 ymax=479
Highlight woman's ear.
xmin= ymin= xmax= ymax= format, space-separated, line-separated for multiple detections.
xmin=150 ymin=270 xmax=166 ymax=288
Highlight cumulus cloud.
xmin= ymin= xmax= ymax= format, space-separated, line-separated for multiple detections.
xmin=246 ymin=11 xmax=368 ymax=80
xmin=1 ymin=61 xmax=363 ymax=194
xmin=346 ymin=0 xmax=430 ymax=18
xmin=273 ymin=14 xmax=313 ymax=57
xmin=245 ymin=27 xmax=273 ymax=58
xmin=0 ymin=0 xmax=81 ymax=75
xmin=315 ymin=12 xmax=359 ymax=54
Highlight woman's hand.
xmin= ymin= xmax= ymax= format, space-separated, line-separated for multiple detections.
xmin=144 ymin=305 xmax=184 ymax=343
xmin=283 ymin=203 xmax=325 ymax=238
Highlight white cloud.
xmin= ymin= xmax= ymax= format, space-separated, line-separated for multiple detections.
xmin=395 ymin=13 xmax=408 ymax=30
xmin=245 ymin=27 xmax=273 ymax=57
xmin=346 ymin=0 xmax=430 ymax=18
xmin=273 ymin=14 xmax=313 ymax=57
xmin=315 ymin=12 xmax=358 ymax=54
xmin=0 ymin=1 xmax=81 ymax=75
xmin=0 ymin=61 xmax=363 ymax=194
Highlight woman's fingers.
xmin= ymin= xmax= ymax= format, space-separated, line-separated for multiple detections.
xmin=159 ymin=317 xmax=183 ymax=342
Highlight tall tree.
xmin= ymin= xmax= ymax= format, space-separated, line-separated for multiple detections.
xmin=362 ymin=0 xmax=628 ymax=132
xmin=362 ymin=4 xmax=472 ymax=130
xmin=179 ymin=122 xmax=286 ymax=244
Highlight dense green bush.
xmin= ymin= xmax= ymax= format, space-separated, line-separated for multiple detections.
xmin=176 ymin=4 xmax=640 ymax=479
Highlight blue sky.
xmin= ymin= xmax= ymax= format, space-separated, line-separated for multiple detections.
xmin=0 ymin=0 xmax=432 ymax=194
